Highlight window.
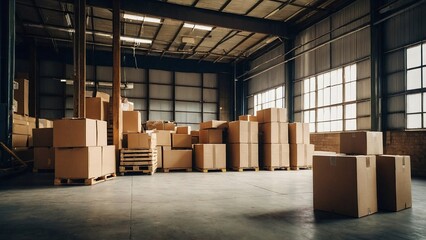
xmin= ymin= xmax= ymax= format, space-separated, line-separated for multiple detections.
xmin=302 ymin=64 xmax=357 ymax=132
xmin=406 ymin=43 xmax=426 ymax=129
xmin=254 ymin=86 xmax=285 ymax=115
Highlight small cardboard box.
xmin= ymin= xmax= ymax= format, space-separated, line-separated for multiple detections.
xmin=376 ymin=155 xmax=412 ymax=212
xmin=53 ymin=119 xmax=97 ymax=147
xmin=14 ymin=78 xmax=29 ymax=116
xmin=86 ymin=97 xmax=109 ymax=121
xmin=192 ymin=136 xmax=199 ymax=144
xmin=313 ymin=155 xmax=377 ymax=218
xmin=33 ymin=128 xmax=53 ymax=147
xmin=101 ymin=146 xmax=116 ymax=175
xmin=191 ymin=130 xmax=199 ymax=137
xmin=260 ymin=122 xmax=288 ymax=144
xmin=156 ymin=146 xmax=166 ymax=168
xmin=199 ymin=129 xmax=223 ymax=144
xmin=256 ymin=108 xmax=287 ymax=123
xmin=239 ymin=115 xmax=258 ymax=122
xmin=262 ymin=144 xmax=290 ymax=168
xmin=39 ymin=118 xmax=53 ymax=128
xmin=172 ymin=134 xmax=192 ymax=149
xmin=12 ymin=123 xmax=29 ymax=135
xmin=96 ymin=120 xmax=108 ymax=146
xmin=155 ymin=130 xmax=172 ymax=146
xmin=228 ymin=143 xmax=259 ymax=169
xmin=126 ymin=133 xmax=157 ymax=149
xmin=340 ymin=131 xmax=383 ymax=155
xmin=176 ymin=126 xmax=191 ymax=134
xmin=228 ymin=121 xmax=258 ymax=143
xmin=123 ymin=111 xmax=141 ymax=133
xmin=164 ymin=122 xmax=176 ymax=131
xmin=290 ymin=144 xmax=314 ymax=168
xmin=163 ymin=149 xmax=192 ymax=169
xmin=289 ymin=122 xmax=310 ymax=144
xmin=200 ymin=120 xmax=228 ymax=130
xmin=12 ymin=134 xmax=28 ymax=147
xmin=55 ymin=147 xmax=102 ymax=179
xmin=34 ymin=147 xmax=55 ymax=170
xmin=194 ymin=144 xmax=226 ymax=170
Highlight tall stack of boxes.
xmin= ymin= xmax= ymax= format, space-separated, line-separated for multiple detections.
xmin=289 ymin=122 xmax=314 ymax=169
xmin=32 ymin=128 xmax=54 ymax=171
xmin=227 ymin=120 xmax=259 ymax=171
xmin=162 ymin=126 xmax=192 ymax=172
xmin=256 ymin=108 xmax=289 ymax=171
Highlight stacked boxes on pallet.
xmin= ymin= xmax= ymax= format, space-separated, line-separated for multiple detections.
xmin=256 ymin=108 xmax=289 ymax=171
xmin=12 ymin=114 xmax=36 ymax=148
xmin=32 ymin=128 xmax=55 ymax=171
xmin=194 ymin=121 xmax=227 ymax=173
xmin=53 ymin=119 xmax=116 ymax=185
xmin=162 ymin=125 xmax=192 ymax=172
xmin=121 ymin=132 xmax=157 ymax=175
xmin=228 ymin=120 xmax=259 ymax=171
xmin=289 ymin=122 xmax=314 ymax=169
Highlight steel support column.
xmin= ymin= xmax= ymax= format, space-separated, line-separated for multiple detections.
xmin=285 ymin=40 xmax=295 ymax=122
xmin=73 ymin=0 xmax=86 ymax=117
xmin=112 ymin=0 xmax=122 ymax=150
xmin=370 ymin=0 xmax=380 ymax=131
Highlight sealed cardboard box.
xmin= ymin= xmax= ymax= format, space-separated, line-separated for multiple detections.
xmin=176 ymin=126 xmax=191 ymax=134
xmin=172 ymin=134 xmax=192 ymax=149
xmin=239 ymin=115 xmax=258 ymax=122
xmin=53 ymin=119 xmax=106 ymax=147
xmin=194 ymin=144 xmax=226 ymax=170
xmin=55 ymin=147 xmax=102 ymax=179
xmin=156 ymin=146 xmax=167 ymax=168
xmin=191 ymin=130 xmax=199 ymax=137
xmin=101 ymin=146 xmax=116 ymax=175
xmin=155 ymin=130 xmax=172 ymax=146
xmin=164 ymin=122 xmax=175 ymax=131
xmin=86 ymin=97 xmax=109 ymax=121
xmin=33 ymin=128 xmax=53 ymax=147
xmin=313 ymin=155 xmax=377 ymax=218
xmin=260 ymin=122 xmax=288 ymax=144
xmin=376 ymin=155 xmax=412 ymax=211
xmin=340 ymin=131 xmax=383 ymax=155
xmin=228 ymin=143 xmax=259 ymax=169
xmin=126 ymin=133 xmax=157 ymax=149
xmin=14 ymin=78 xmax=29 ymax=116
xmin=289 ymin=122 xmax=310 ymax=144
xmin=96 ymin=91 xmax=110 ymax=102
xmin=34 ymin=147 xmax=55 ymax=170
xmin=290 ymin=144 xmax=314 ymax=168
xmin=163 ymin=149 xmax=192 ymax=169
xmin=256 ymin=108 xmax=287 ymax=123
xmin=96 ymin=120 xmax=108 ymax=146
xmin=228 ymin=121 xmax=258 ymax=143
xmin=262 ymin=144 xmax=290 ymax=168
xmin=39 ymin=118 xmax=53 ymax=128
xmin=12 ymin=134 xmax=28 ymax=147
xmin=12 ymin=123 xmax=29 ymax=135
xmin=200 ymin=120 xmax=228 ymax=130
xmin=123 ymin=111 xmax=141 ymax=133
xmin=192 ymin=136 xmax=199 ymax=144
xmin=199 ymin=129 xmax=223 ymax=144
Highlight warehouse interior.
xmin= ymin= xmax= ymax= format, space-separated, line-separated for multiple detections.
xmin=1 ymin=0 xmax=426 ymax=239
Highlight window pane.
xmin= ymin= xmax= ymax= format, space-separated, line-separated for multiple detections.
xmin=310 ymin=110 xmax=315 ymax=123
xmin=345 ymin=119 xmax=357 ymax=131
xmin=407 ymin=114 xmax=422 ymax=129
xmin=407 ymin=69 xmax=422 ymax=90
xmin=350 ymin=64 xmax=357 ymax=82
xmin=330 ymin=106 xmax=337 ymax=121
xmin=331 ymin=86 xmax=339 ymax=104
xmin=269 ymin=89 xmax=275 ymax=101
xmin=336 ymin=85 xmax=343 ymax=104
xmin=324 ymin=73 xmax=330 ymax=87
xmin=323 ymin=121 xmax=331 ymax=132
xmin=318 ymin=75 xmax=324 ymax=89
xmin=304 ymin=94 xmax=310 ymax=110
xmin=424 ymin=113 xmax=426 ymax=128
xmin=310 ymin=77 xmax=316 ymax=92
xmin=276 ymin=87 xmax=283 ymax=99
xmin=309 ymin=123 xmax=315 ymax=132
xmin=331 ymin=120 xmax=339 ymax=131
xmin=331 ymin=70 xmax=338 ymax=85
xmin=337 ymin=68 xmax=343 ymax=84
xmin=424 ymin=93 xmax=426 ymax=112
xmin=337 ymin=105 xmax=343 ymax=120
xmin=423 ymin=67 xmax=426 ymax=88
xmin=318 ymin=108 xmax=324 ymax=121
xmin=423 ymin=44 xmax=426 ymax=66
xmin=276 ymin=99 xmax=283 ymax=108
xmin=345 ymin=82 xmax=356 ymax=102
xmin=304 ymin=79 xmax=310 ymax=93
xmin=318 ymin=89 xmax=324 ymax=107
xmin=262 ymin=92 xmax=267 ymax=104
xmin=310 ymin=92 xmax=316 ymax=109
xmin=345 ymin=103 xmax=357 ymax=119
xmin=317 ymin=122 xmax=324 ymax=132
xmin=407 ymin=45 xmax=422 ymax=69
xmin=407 ymin=93 xmax=422 ymax=113
xmin=324 ymin=88 xmax=330 ymax=106
xmin=344 ymin=66 xmax=351 ymax=83
xmin=324 ymin=107 xmax=330 ymax=121
xmin=304 ymin=111 xmax=310 ymax=123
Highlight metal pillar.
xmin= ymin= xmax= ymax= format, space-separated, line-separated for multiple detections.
xmin=370 ymin=0 xmax=381 ymax=131
xmin=285 ymin=40 xmax=295 ymax=122
xmin=73 ymin=0 xmax=86 ymax=118
xmin=112 ymin=0 xmax=122 ymax=150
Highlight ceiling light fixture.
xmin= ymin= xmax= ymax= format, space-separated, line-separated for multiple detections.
xmin=120 ymin=36 xmax=152 ymax=45
xmin=123 ymin=13 xmax=162 ymax=24
xmin=183 ymin=23 xmax=213 ymax=31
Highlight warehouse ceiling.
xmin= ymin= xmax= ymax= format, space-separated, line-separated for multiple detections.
xmin=16 ymin=0 xmax=350 ymax=63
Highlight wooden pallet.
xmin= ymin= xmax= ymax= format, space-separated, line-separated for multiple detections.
xmin=54 ymin=173 xmax=116 ymax=186
xmin=33 ymin=168 xmax=54 ymax=173
xmin=119 ymin=165 xmax=157 ymax=175
xmin=119 ymin=160 xmax=155 ymax=166
xmin=263 ymin=166 xmax=290 ymax=171
xmin=159 ymin=168 xmax=192 ymax=173
xmin=195 ymin=168 xmax=226 ymax=173
xmin=290 ymin=166 xmax=312 ymax=170
xmin=232 ymin=167 xmax=259 ymax=172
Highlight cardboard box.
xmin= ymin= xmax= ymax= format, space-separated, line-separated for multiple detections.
xmin=12 ymin=123 xmax=29 ymax=135
xmin=262 ymin=144 xmax=290 ymax=168
xmin=123 ymin=111 xmax=141 ymax=133
xmin=313 ymin=155 xmax=377 ymax=218
xmin=33 ymin=128 xmax=53 ymax=147
xmin=289 ymin=122 xmax=310 ymax=144
xmin=28 ymin=122 xmax=36 ymax=136
xmin=14 ymin=78 xmax=29 ymax=116
xmin=239 ymin=115 xmax=258 ymax=122
xmin=176 ymin=126 xmax=191 ymax=134
xmin=55 ymin=147 xmax=102 ymax=179
xmin=228 ymin=121 xmax=258 ymax=143
xmin=13 ymin=147 xmax=33 ymax=161
xmin=228 ymin=143 xmax=259 ymax=169
xmin=39 ymin=118 xmax=53 ymax=128
xmin=172 ymin=134 xmax=192 ymax=149
xmin=96 ymin=120 xmax=108 ymax=146
xmin=86 ymin=97 xmax=109 ymax=121
xmin=195 ymin=144 xmax=226 ymax=170
xmin=290 ymin=144 xmax=314 ymax=168
xmin=191 ymin=131 xmax=199 ymax=137
xmin=156 ymin=146 xmax=167 ymax=168
xmin=146 ymin=120 xmax=163 ymax=130
xmin=12 ymin=134 xmax=28 ymax=147
xmin=256 ymin=108 xmax=287 ymax=123
xmin=191 ymin=136 xmax=199 ymax=144
xmin=200 ymin=120 xmax=228 ymax=130
xmin=376 ymin=155 xmax=412 ymax=211
xmin=101 ymin=146 xmax=116 ymax=175
xmin=34 ymin=147 xmax=55 ymax=170
xmin=96 ymin=91 xmax=110 ymax=102
xmin=260 ymin=122 xmax=288 ymax=144
xmin=199 ymin=129 xmax=223 ymax=144
xmin=340 ymin=131 xmax=383 ymax=155
xmin=126 ymin=133 xmax=157 ymax=149
xmin=155 ymin=130 xmax=172 ymax=146
xmin=53 ymin=119 xmax=106 ymax=147
xmin=12 ymin=99 xmax=18 ymax=113
xmin=163 ymin=149 xmax=192 ymax=169
xmin=164 ymin=122 xmax=175 ymax=131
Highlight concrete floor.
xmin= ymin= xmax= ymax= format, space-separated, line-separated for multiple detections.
xmin=0 ymin=170 xmax=425 ymax=240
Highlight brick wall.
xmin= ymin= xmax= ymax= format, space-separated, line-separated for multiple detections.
xmin=310 ymin=133 xmax=340 ymax=153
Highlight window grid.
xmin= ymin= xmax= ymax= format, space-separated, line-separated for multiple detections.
xmin=254 ymin=86 xmax=285 ymax=115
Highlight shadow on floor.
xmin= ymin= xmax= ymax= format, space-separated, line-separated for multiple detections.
xmin=0 ymin=171 xmax=55 ymax=191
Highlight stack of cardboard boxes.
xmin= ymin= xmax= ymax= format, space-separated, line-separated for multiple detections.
xmin=161 ymin=126 xmax=192 ymax=172
xmin=53 ymin=119 xmax=116 ymax=185
xmin=33 ymin=128 xmax=54 ymax=172
xmin=120 ymin=131 xmax=157 ymax=175
xmin=194 ymin=121 xmax=227 ymax=172
xmin=256 ymin=108 xmax=290 ymax=171
xmin=12 ymin=114 xmax=35 ymax=148
xmin=227 ymin=120 xmax=259 ymax=171
xmin=289 ymin=122 xmax=314 ymax=170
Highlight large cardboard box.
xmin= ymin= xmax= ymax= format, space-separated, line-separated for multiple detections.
xmin=340 ymin=131 xmax=383 ymax=155
xmin=123 ymin=111 xmax=141 ymax=133
xmin=39 ymin=118 xmax=53 ymax=128
xmin=101 ymin=146 xmax=116 ymax=175
xmin=239 ymin=115 xmax=258 ymax=122
xmin=376 ymin=155 xmax=412 ymax=211
xmin=55 ymin=147 xmax=102 ymax=179
xmin=12 ymin=134 xmax=28 ymax=147
xmin=228 ymin=143 xmax=259 ymax=169
xmin=313 ymin=155 xmax=377 ymax=218
xmin=256 ymin=108 xmax=287 ymax=123
xmin=192 ymin=136 xmax=199 ymax=144
xmin=199 ymin=129 xmax=223 ymax=144
xmin=33 ymin=128 xmax=53 ymax=147
xmin=290 ymin=144 xmax=314 ymax=168
xmin=194 ymin=144 xmax=226 ymax=170
xmin=34 ymin=147 xmax=55 ymax=170
xmin=126 ymin=133 xmax=157 ymax=149
xmin=13 ymin=147 xmax=34 ymax=161
xmin=172 ymin=134 xmax=192 ymax=149
xmin=289 ymin=122 xmax=310 ymax=144
xmin=260 ymin=122 xmax=288 ymax=144
xmin=14 ymin=78 xmax=29 ymax=116
xmin=228 ymin=121 xmax=258 ymax=143
xmin=163 ymin=149 xmax=192 ymax=169
xmin=200 ymin=120 xmax=228 ymax=130
xmin=156 ymin=146 xmax=167 ymax=168
xmin=176 ymin=126 xmax=191 ymax=134
xmin=12 ymin=123 xmax=29 ymax=135
xmin=53 ymin=119 xmax=106 ymax=147
xmin=86 ymin=97 xmax=109 ymax=121
xmin=155 ymin=130 xmax=172 ymax=146
xmin=262 ymin=144 xmax=290 ymax=168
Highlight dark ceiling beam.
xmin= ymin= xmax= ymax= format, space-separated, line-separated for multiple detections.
xmin=198 ymin=30 xmax=238 ymax=62
xmin=214 ymin=32 xmax=256 ymax=63
xmin=264 ymin=0 xmax=295 ymax=19
xmin=269 ymin=0 xmax=329 ymax=12
xmin=32 ymin=0 xmax=58 ymax=51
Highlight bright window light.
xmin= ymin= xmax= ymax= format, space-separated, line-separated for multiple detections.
xmin=183 ymin=23 xmax=213 ymax=31
xmin=123 ymin=13 xmax=162 ymax=24
xmin=120 ymin=36 xmax=152 ymax=45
